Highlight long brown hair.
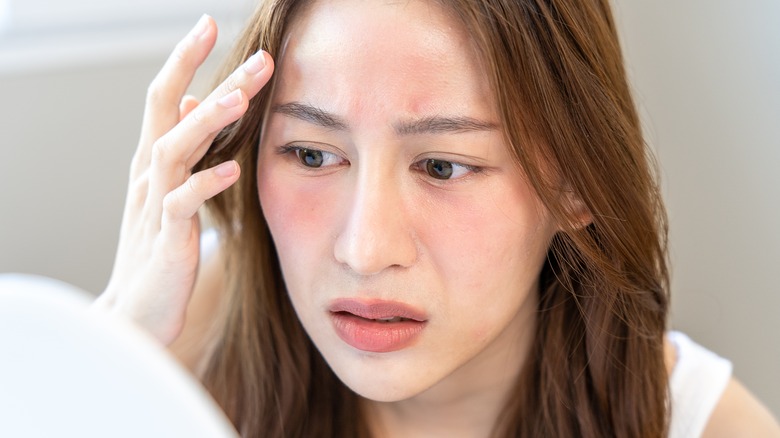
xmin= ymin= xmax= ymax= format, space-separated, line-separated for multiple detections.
xmin=196 ymin=0 xmax=670 ymax=436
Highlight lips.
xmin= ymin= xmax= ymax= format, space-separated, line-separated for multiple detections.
xmin=328 ymin=298 xmax=428 ymax=353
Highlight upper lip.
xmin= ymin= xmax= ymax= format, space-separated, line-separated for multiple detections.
xmin=328 ymin=298 xmax=428 ymax=322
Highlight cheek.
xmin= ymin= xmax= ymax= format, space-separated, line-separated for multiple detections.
xmin=421 ymin=180 xmax=553 ymax=332
xmin=257 ymin=161 xmax=328 ymax=241
xmin=256 ymin=161 xmax=339 ymax=260
xmin=425 ymin=189 xmax=549 ymax=288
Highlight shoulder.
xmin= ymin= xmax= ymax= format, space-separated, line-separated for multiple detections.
xmin=167 ymin=228 xmax=227 ymax=375
xmin=665 ymin=332 xmax=780 ymax=437
xmin=701 ymin=377 xmax=780 ymax=437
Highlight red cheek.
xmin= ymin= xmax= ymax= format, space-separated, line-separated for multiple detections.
xmin=258 ymin=170 xmax=341 ymax=242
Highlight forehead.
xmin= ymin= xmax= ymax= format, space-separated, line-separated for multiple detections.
xmin=272 ymin=0 xmax=496 ymax=121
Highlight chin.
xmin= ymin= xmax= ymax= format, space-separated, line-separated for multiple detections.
xmin=338 ymin=375 xmax=426 ymax=403
xmin=323 ymin=353 xmax=438 ymax=403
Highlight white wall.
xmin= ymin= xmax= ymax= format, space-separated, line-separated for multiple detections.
xmin=0 ymin=2 xmax=248 ymax=292
xmin=1 ymin=0 xmax=778 ymax=417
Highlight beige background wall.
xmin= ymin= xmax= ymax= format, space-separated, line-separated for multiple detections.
xmin=614 ymin=1 xmax=780 ymax=415
xmin=1 ymin=0 xmax=778 ymax=416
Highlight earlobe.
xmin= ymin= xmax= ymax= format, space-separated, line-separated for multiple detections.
xmin=560 ymin=190 xmax=593 ymax=231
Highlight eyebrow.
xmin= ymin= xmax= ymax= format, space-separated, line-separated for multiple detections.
xmin=272 ymin=101 xmax=498 ymax=135
xmin=394 ymin=116 xmax=498 ymax=135
xmin=272 ymin=102 xmax=349 ymax=131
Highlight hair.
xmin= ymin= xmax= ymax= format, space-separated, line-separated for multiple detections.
xmin=195 ymin=0 xmax=670 ymax=436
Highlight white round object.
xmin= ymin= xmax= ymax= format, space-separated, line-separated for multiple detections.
xmin=0 ymin=274 xmax=239 ymax=438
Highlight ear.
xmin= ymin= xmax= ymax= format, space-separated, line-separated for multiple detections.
xmin=560 ymin=189 xmax=593 ymax=231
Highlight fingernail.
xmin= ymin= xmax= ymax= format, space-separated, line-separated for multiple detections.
xmin=242 ymin=52 xmax=266 ymax=75
xmin=217 ymin=89 xmax=243 ymax=108
xmin=191 ymin=14 xmax=210 ymax=39
xmin=214 ymin=160 xmax=238 ymax=177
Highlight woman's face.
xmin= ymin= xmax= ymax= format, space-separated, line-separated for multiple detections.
xmin=257 ymin=0 xmax=558 ymax=402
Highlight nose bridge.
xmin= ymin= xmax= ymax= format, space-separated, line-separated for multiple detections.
xmin=334 ymin=155 xmax=417 ymax=275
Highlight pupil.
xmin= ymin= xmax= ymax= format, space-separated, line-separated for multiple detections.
xmin=426 ymin=159 xmax=453 ymax=179
xmin=299 ymin=149 xmax=324 ymax=167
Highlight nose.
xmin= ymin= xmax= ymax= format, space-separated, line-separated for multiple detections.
xmin=333 ymin=168 xmax=417 ymax=276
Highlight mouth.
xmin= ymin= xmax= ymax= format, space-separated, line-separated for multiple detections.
xmin=361 ymin=315 xmax=409 ymax=323
xmin=327 ymin=298 xmax=428 ymax=353
xmin=332 ymin=312 xmax=419 ymax=325
xmin=327 ymin=298 xmax=427 ymax=321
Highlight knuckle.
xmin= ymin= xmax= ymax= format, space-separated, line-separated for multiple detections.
xmin=162 ymin=191 xmax=183 ymax=219
xmin=127 ymin=174 xmax=149 ymax=206
xmin=166 ymin=42 xmax=192 ymax=75
xmin=171 ymin=41 xmax=188 ymax=63
xmin=222 ymin=76 xmax=239 ymax=95
xmin=129 ymin=152 xmax=144 ymax=175
xmin=184 ymin=173 xmax=204 ymax=198
xmin=189 ymin=106 xmax=206 ymax=125
xmin=151 ymin=137 xmax=172 ymax=163
xmin=146 ymin=80 xmax=165 ymax=104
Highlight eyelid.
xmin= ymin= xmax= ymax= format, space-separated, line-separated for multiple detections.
xmin=278 ymin=143 xmax=348 ymax=168
xmin=415 ymin=149 xmax=488 ymax=165
xmin=277 ymin=142 xmax=333 ymax=155
xmin=413 ymin=157 xmax=483 ymax=181
xmin=277 ymin=143 xmax=343 ymax=159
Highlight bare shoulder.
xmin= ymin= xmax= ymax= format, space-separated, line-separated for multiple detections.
xmin=701 ymin=377 xmax=780 ymax=437
xmin=167 ymin=230 xmax=227 ymax=375
xmin=663 ymin=335 xmax=780 ymax=437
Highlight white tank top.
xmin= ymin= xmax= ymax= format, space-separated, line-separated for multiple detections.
xmin=667 ymin=331 xmax=732 ymax=438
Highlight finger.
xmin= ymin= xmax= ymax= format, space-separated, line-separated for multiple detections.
xmin=153 ymin=51 xmax=273 ymax=176
xmin=132 ymin=15 xmax=217 ymax=178
xmin=182 ymin=51 xmax=275 ymax=169
xmin=165 ymin=51 xmax=274 ymax=171
xmin=179 ymin=95 xmax=200 ymax=121
xmin=145 ymin=53 xmax=274 ymax=226
xmin=144 ymin=15 xmax=216 ymax=139
xmin=147 ymin=88 xmax=248 ymax=226
xmin=186 ymin=131 xmax=220 ymax=170
xmin=160 ymin=160 xmax=241 ymax=245
xmin=179 ymin=94 xmax=215 ymax=173
xmin=179 ymin=51 xmax=274 ymax=169
xmin=198 ymin=51 xmax=273 ymax=109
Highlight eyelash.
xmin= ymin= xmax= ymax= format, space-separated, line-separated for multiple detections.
xmin=278 ymin=145 xmax=346 ymax=170
xmin=412 ymin=159 xmax=481 ymax=181
xmin=277 ymin=145 xmax=482 ymax=181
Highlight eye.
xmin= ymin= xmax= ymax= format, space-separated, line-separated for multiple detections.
xmin=422 ymin=159 xmax=474 ymax=180
xmin=283 ymin=146 xmax=345 ymax=168
xmin=297 ymin=148 xmax=324 ymax=167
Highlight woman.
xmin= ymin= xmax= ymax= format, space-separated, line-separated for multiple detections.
xmin=95 ymin=0 xmax=780 ymax=436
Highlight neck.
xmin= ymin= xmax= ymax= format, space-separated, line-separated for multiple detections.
xmin=363 ymin=294 xmax=537 ymax=438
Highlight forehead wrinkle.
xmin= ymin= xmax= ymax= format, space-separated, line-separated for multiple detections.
xmin=272 ymin=102 xmax=349 ymax=131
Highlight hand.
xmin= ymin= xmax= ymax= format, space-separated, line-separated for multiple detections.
xmin=94 ymin=15 xmax=274 ymax=345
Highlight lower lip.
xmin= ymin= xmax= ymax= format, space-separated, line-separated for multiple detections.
xmin=330 ymin=312 xmax=426 ymax=353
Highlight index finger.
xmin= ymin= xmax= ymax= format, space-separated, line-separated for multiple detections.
xmin=136 ymin=15 xmax=218 ymax=169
